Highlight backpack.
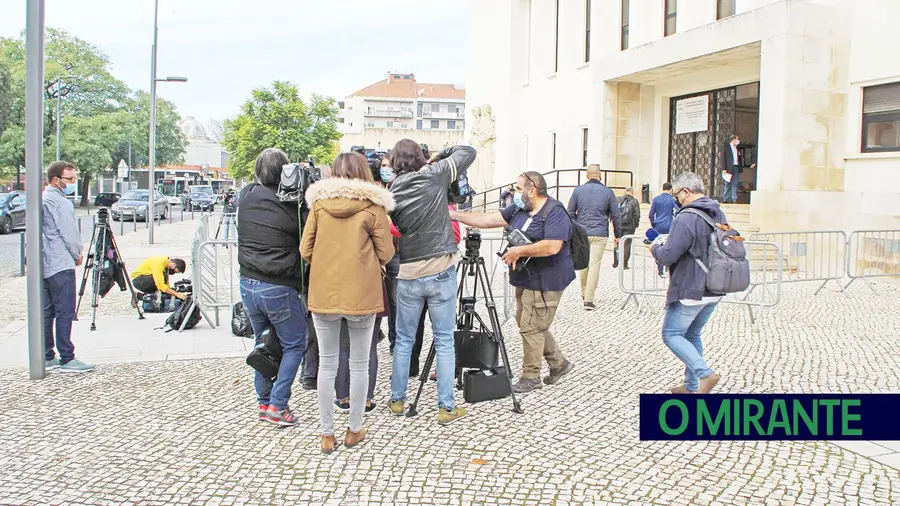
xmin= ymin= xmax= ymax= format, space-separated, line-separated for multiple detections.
xmin=680 ymin=208 xmax=751 ymax=294
xmin=142 ymin=293 xmax=182 ymax=313
xmin=231 ymin=301 xmax=253 ymax=337
xmin=618 ymin=196 xmax=635 ymax=230
xmin=540 ymin=202 xmax=590 ymax=271
xmin=162 ymin=295 xmax=202 ymax=332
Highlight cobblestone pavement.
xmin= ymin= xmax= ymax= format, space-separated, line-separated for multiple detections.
xmin=2 ymin=257 xmax=900 ymax=505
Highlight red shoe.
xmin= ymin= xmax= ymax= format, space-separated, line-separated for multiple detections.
xmin=258 ymin=404 xmax=270 ymax=422
xmin=265 ymin=405 xmax=299 ymax=427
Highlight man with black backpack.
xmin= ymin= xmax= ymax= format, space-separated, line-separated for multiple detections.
xmin=452 ymin=171 xmax=576 ymax=394
xmin=649 ymin=172 xmax=747 ymax=395
xmin=613 ymin=186 xmax=641 ymax=270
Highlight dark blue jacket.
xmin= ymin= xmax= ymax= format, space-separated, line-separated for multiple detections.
xmin=650 ymin=197 xmax=728 ymax=305
xmin=566 ymin=180 xmax=621 ymax=238
xmin=649 ymin=193 xmax=677 ymax=234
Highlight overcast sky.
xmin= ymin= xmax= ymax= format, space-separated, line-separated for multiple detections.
xmin=0 ymin=0 xmax=468 ymax=132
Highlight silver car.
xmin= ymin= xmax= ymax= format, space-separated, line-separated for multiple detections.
xmin=111 ymin=190 xmax=170 ymax=221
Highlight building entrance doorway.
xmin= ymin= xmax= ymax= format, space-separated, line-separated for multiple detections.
xmin=667 ymin=82 xmax=759 ymax=203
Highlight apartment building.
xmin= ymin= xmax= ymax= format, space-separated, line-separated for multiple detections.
xmin=339 ymin=72 xmax=466 ymax=152
xmin=466 ymin=0 xmax=900 ymax=233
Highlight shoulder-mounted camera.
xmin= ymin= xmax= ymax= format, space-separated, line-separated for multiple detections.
xmin=278 ymin=156 xmax=321 ymax=203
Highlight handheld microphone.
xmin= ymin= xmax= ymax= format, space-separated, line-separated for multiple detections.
xmin=643 ymin=228 xmax=664 ymax=246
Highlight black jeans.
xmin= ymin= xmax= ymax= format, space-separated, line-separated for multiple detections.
xmin=301 ymin=314 xmax=318 ymax=382
xmin=409 ymin=306 xmax=427 ymax=377
xmin=335 ymin=316 xmax=381 ymax=401
xmin=385 ymin=253 xmax=400 ymax=349
xmin=133 ymin=274 xmax=163 ymax=294
xmin=613 ymin=228 xmax=636 ymax=267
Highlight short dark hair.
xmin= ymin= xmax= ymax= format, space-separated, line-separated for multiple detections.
xmin=47 ymin=161 xmax=75 ymax=183
xmin=730 ymin=134 xmax=740 ymax=142
xmin=170 ymin=258 xmax=186 ymax=273
xmin=520 ymin=171 xmax=548 ymax=196
xmin=254 ymin=148 xmax=289 ymax=187
xmin=391 ymin=139 xmax=428 ymax=176
xmin=662 ymin=182 xmax=673 ymax=191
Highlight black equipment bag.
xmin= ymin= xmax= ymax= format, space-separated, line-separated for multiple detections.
xmin=246 ymin=326 xmax=282 ymax=380
xmin=454 ymin=330 xmax=499 ymax=370
xmin=463 ymin=367 xmax=512 ymax=403
xmin=231 ymin=301 xmax=253 ymax=337
xmin=162 ymin=295 xmax=202 ymax=332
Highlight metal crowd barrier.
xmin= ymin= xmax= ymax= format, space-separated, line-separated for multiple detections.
xmin=179 ymin=215 xmax=238 ymax=331
xmin=747 ymin=231 xmax=846 ymax=295
xmin=617 ymin=235 xmax=782 ymax=326
xmin=844 ymin=229 xmax=900 ymax=292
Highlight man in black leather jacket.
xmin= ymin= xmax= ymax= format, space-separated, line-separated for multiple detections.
xmin=387 ymin=139 xmax=476 ymax=425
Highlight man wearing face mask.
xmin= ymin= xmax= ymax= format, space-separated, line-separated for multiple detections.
xmin=42 ymin=161 xmax=93 ymax=373
xmin=451 ymin=171 xmax=576 ymax=394
xmin=130 ymin=256 xmax=188 ymax=300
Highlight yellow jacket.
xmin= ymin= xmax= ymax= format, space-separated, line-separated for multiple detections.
xmin=131 ymin=256 xmax=170 ymax=292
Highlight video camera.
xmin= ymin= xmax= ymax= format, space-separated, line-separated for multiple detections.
xmin=498 ymin=227 xmax=531 ymax=273
xmin=464 ymin=228 xmax=482 ymax=260
xmin=429 ymin=146 xmax=474 ymax=205
xmin=173 ymin=279 xmax=193 ymax=294
xmin=277 ymin=156 xmax=321 ymax=203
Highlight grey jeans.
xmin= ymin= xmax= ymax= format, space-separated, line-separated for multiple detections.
xmin=312 ymin=313 xmax=376 ymax=435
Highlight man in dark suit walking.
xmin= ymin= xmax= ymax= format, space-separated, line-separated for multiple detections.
xmin=721 ymin=134 xmax=742 ymax=203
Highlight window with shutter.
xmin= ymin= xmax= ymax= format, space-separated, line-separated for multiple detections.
xmin=862 ymin=83 xmax=900 ymax=153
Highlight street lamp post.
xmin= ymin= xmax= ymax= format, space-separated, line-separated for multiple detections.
xmin=55 ymin=74 xmax=77 ymax=161
xmin=148 ymin=0 xmax=187 ymax=244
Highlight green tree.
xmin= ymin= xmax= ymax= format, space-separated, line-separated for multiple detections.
xmin=222 ymin=82 xmax=341 ymax=180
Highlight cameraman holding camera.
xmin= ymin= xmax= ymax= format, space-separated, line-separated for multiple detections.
xmin=452 ymin=171 xmax=575 ymax=394
xmin=237 ymin=148 xmax=308 ymax=427
xmin=387 ymin=139 xmax=476 ymax=424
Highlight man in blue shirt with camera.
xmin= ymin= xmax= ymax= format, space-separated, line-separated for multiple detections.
xmin=452 ymin=171 xmax=575 ymax=394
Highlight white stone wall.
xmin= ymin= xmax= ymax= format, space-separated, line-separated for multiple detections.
xmin=338 ymin=129 xmax=463 ymax=155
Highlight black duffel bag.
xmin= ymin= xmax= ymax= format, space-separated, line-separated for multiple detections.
xmin=231 ymin=302 xmax=253 ymax=337
xmin=246 ymin=326 xmax=282 ymax=380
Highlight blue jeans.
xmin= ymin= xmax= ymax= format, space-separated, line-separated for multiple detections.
xmin=240 ymin=277 xmax=307 ymax=409
xmin=661 ymin=301 xmax=718 ymax=392
xmin=391 ymin=265 xmax=458 ymax=409
xmin=43 ymin=269 xmax=76 ymax=364
xmin=385 ymin=253 xmax=400 ymax=348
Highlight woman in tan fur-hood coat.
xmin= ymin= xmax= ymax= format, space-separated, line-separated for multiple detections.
xmin=300 ymin=165 xmax=396 ymax=316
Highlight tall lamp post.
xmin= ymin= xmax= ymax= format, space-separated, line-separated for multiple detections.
xmin=148 ymin=0 xmax=187 ymax=244
xmin=55 ymin=74 xmax=77 ymax=161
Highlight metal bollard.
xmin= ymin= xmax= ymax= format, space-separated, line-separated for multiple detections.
xmin=77 ymin=217 xmax=82 ymax=235
xmin=133 ymin=213 xmax=137 ymax=232
xmin=120 ymin=216 xmax=124 ymax=236
xmin=19 ymin=232 xmax=25 ymax=276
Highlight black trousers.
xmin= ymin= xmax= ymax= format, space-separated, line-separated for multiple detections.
xmin=133 ymin=274 xmax=161 ymax=294
xmin=613 ymin=228 xmax=637 ymax=267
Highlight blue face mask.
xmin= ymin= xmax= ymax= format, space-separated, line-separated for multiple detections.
xmin=380 ymin=168 xmax=394 ymax=183
xmin=63 ymin=183 xmax=76 ymax=196
xmin=513 ymin=192 xmax=526 ymax=210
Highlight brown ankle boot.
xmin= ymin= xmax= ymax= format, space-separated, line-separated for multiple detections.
xmin=697 ymin=373 xmax=720 ymax=394
xmin=344 ymin=428 xmax=367 ymax=448
xmin=321 ymin=435 xmax=337 ymax=454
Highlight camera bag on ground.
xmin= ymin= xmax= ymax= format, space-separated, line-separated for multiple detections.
xmin=455 ymin=330 xmax=499 ymax=370
xmin=246 ymin=326 xmax=282 ymax=380
xmin=540 ymin=202 xmax=590 ymax=271
xmin=463 ymin=367 xmax=512 ymax=403
xmin=231 ymin=301 xmax=253 ymax=337
xmin=141 ymin=293 xmax=182 ymax=313
xmin=680 ymin=208 xmax=751 ymax=294
xmin=159 ymin=295 xmax=201 ymax=332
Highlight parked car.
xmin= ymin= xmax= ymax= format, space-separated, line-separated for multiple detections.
xmin=0 ymin=191 xmax=26 ymax=234
xmin=187 ymin=191 xmax=215 ymax=212
xmin=94 ymin=192 xmax=120 ymax=208
xmin=110 ymin=190 xmax=169 ymax=221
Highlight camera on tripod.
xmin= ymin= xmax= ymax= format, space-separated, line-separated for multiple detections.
xmin=464 ymin=228 xmax=482 ymax=260
xmin=96 ymin=207 xmax=110 ymax=226
xmin=277 ymin=156 xmax=322 ymax=203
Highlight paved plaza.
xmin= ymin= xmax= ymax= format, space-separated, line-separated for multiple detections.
xmin=1 ymin=229 xmax=900 ymax=505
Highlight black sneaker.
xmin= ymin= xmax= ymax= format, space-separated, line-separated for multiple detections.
xmin=365 ymin=401 xmax=377 ymax=415
xmin=512 ymin=377 xmax=542 ymax=393
xmin=301 ymin=378 xmax=317 ymax=391
xmin=583 ymin=301 xmax=597 ymax=311
xmin=543 ymin=360 xmax=574 ymax=385
xmin=334 ymin=399 xmax=350 ymax=413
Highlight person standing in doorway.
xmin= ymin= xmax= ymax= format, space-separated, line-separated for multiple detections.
xmin=721 ymin=135 xmax=743 ymax=203
xmin=42 ymin=161 xmax=94 ymax=373
xmin=566 ymin=164 xmax=622 ymax=311
xmin=613 ymin=187 xmax=641 ymax=270
xmin=649 ymin=183 xmax=678 ymax=277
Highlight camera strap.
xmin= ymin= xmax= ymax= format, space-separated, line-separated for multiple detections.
xmin=520 ymin=217 xmax=533 ymax=232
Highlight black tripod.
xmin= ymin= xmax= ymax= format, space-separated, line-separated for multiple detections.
xmin=406 ymin=230 xmax=524 ymax=416
xmin=76 ymin=208 xmax=144 ymax=331
xmin=215 ymin=203 xmax=237 ymax=240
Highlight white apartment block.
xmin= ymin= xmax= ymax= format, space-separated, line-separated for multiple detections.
xmin=339 ymin=73 xmax=466 ymax=152
xmin=466 ymin=0 xmax=900 ymax=234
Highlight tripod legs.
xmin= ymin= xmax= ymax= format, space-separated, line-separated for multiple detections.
xmin=405 ymin=255 xmax=524 ymax=417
